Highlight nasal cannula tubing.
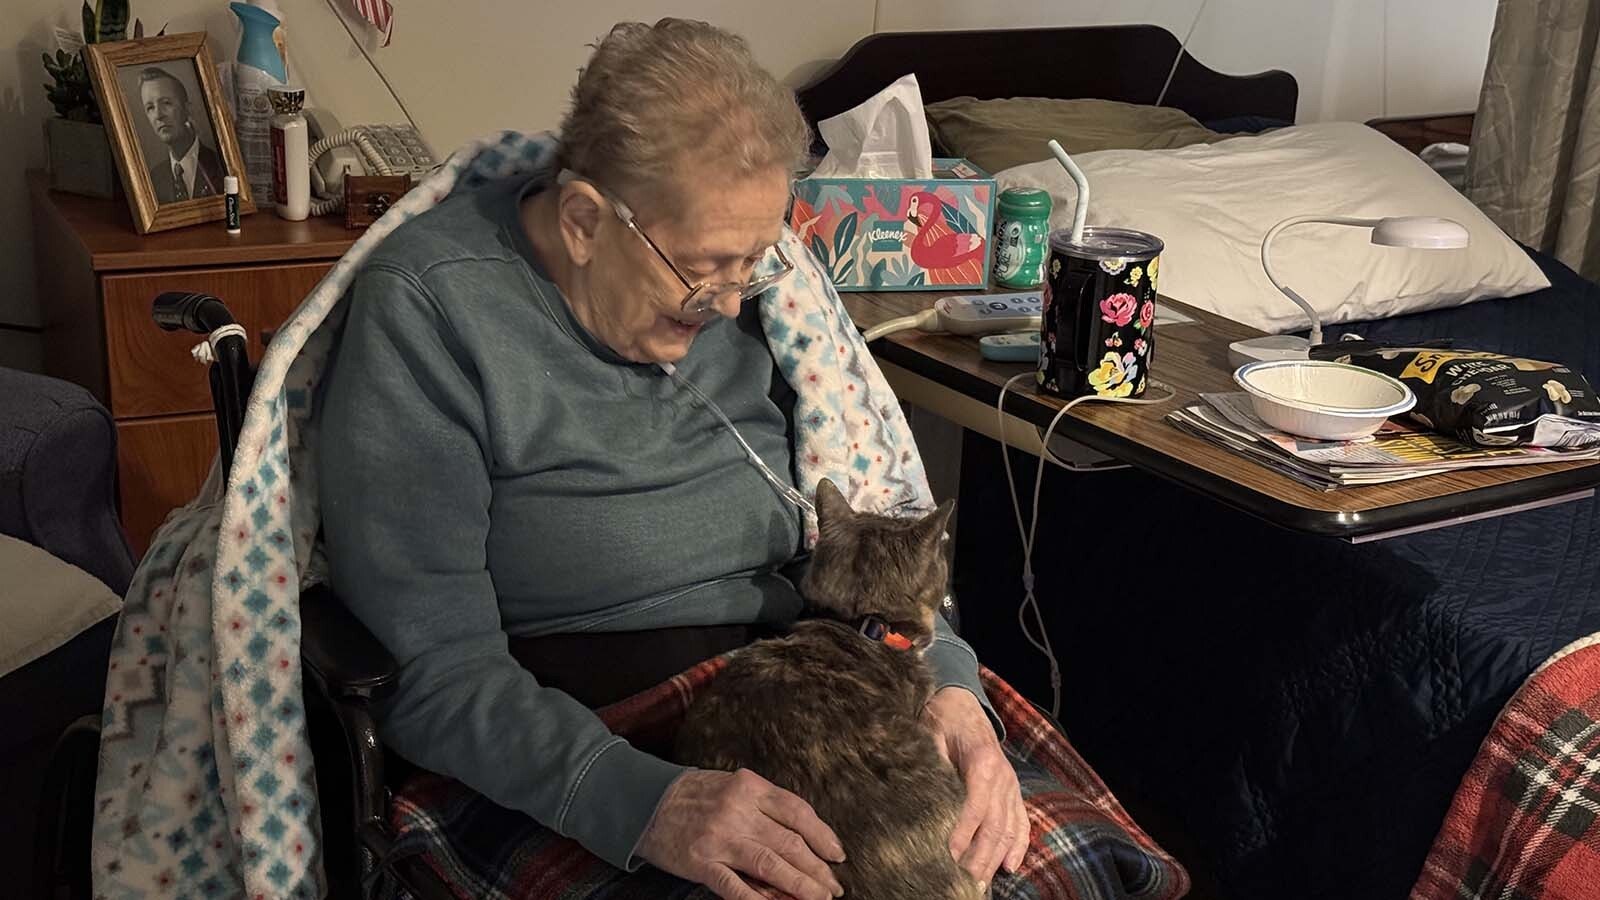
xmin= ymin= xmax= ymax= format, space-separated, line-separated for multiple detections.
xmin=659 ymin=362 xmax=816 ymax=517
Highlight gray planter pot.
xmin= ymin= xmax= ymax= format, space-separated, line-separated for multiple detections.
xmin=44 ymin=117 xmax=121 ymax=200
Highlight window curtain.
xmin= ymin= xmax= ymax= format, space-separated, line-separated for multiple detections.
xmin=1466 ymin=0 xmax=1600 ymax=280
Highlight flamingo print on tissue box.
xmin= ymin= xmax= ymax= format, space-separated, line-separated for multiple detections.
xmin=790 ymin=158 xmax=996 ymax=291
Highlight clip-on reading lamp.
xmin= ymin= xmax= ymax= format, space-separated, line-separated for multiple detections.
xmin=1227 ymin=215 xmax=1471 ymax=369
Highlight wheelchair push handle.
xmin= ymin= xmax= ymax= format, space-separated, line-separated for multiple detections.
xmin=151 ymin=291 xmax=253 ymax=475
xmin=152 ymin=291 xmax=237 ymax=335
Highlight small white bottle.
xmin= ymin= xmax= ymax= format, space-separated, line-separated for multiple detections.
xmin=268 ymin=86 xmax=310 ymax=221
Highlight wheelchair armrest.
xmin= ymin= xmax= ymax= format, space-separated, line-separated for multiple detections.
xmin=299 ymin=585 xmax=406 ymax=893
xmin=300 ymin=583 xmax=398 ymax=702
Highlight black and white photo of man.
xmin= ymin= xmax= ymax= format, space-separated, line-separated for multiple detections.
xmin=121 ymin=63 xmax=224 ymax=203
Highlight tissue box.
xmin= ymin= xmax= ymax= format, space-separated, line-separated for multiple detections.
xmin=789 ymin=159 xmax=996 ymax=291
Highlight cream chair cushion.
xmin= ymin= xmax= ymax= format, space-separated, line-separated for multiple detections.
xmin=0 ymin=534 xmax=122 ymax=678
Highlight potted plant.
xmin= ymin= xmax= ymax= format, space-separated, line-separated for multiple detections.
xmin=42 ymin=1 xmax=160 ymax=198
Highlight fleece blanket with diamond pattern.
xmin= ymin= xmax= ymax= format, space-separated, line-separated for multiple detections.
xmin=91 ymin=130 xmax=934 ymax=900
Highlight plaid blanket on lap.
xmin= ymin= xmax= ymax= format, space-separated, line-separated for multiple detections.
xmin=385 ymin=664 xmax=1188 ymax=900
xmin=1411 ymin=633 xmax=1600 ymax=900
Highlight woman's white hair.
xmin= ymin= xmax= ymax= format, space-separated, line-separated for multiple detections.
xmin=559 ymin=18 xmax=811 ymax=205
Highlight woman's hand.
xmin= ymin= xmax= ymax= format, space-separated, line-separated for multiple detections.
xmin=922 ymin=686 xmax=1029 ymax=888
xmin=637 ymin=769 xmax=846 ymax=900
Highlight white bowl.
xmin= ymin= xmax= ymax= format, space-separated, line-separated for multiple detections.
xmin=1233 ymin=360 xmax=1416 ymax=441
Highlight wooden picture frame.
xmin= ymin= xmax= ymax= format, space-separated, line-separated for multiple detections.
xmin=85 ymin=32 xmax=256 ymax=234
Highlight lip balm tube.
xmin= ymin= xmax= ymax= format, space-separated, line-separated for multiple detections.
xmin=225 ymin=175 xmax=241 ymax=234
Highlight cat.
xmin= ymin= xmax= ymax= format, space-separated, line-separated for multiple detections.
xmin=674 ymin=478 xmax=982 ymax=900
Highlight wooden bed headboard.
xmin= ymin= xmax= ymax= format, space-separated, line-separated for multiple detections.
xmin=795 ymin=24 xmax=1299 ymax=134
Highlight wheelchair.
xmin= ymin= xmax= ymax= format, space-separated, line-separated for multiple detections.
xmin=36 ymin=290 xmax=979 ymax=900
xmin=36 ymin=291 xmax=454 ymax=900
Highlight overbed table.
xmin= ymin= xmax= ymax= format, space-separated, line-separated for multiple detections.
xmin=841 ymin=289 xmax=1600 ymax=540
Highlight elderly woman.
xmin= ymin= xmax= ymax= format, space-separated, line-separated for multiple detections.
xmin=317 ymin=19 xmax=1026 ymax=900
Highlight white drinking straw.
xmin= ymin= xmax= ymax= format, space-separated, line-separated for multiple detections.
xmin=1047 ymin=139 xmax=1090 ymax=244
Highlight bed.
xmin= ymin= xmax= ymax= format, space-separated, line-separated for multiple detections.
xmin=796 ymin=25 xmax=1600 ymax=900
xmin=795 ymin=24 xmax=1298 ymax=136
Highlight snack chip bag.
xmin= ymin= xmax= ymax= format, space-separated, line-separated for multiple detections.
xmin=1310 ymin=340 xmax=1600 ymax=448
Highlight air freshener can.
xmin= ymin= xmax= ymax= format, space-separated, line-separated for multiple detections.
xmin=1039 ymin=226 xmax=1164 ymax=399
xmin=991 ymin=188 xmax=1052 ymax=289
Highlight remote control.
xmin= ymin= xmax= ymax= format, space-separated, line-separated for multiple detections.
xmin=934 ymin=292 xmax=1044 ymax=335
xmin=978 ymin=331 xmax=1041 ymax=362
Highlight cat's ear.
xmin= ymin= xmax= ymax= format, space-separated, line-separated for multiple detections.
xmin=919 ymin=498 xmax=955 ymax=545
xmin=814 ymin=478 xmax=852 ymax=526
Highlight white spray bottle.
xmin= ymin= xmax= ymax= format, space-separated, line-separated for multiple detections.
xmin=230 ymin=2 xmax=287 ymax=202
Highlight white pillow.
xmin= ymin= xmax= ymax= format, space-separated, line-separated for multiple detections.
xmin=994 ymin=122 xmax=1550 ymax=334
xmin=0 ymin=535 xmax=122 ymax=678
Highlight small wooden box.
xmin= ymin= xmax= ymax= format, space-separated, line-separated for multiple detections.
xmin=344 ymin=174 xmax=413 ymax=229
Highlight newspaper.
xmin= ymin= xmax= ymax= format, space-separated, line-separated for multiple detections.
xmin=1166 ymin=392 xmax=1599 ymax=489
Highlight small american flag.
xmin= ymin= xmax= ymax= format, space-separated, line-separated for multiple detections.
xmin=351 ymin=0 xmax=394 ymax=46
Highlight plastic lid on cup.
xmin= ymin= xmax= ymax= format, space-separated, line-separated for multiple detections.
xmin=1049 ymin=225 xmax=1163 ymax=260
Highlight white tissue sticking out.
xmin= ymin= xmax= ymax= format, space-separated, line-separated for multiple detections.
xmin=811 ymin=73 xmax=934 ymax=179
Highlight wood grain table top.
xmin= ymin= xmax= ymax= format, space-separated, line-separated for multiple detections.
xmin=840 ymin=288 xmax=1600 ymax=538
xmin=28 ymin=170 xmax=359 ymax=272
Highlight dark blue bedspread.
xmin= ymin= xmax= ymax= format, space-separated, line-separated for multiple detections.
xmin=953 ymin=247 xmax=1600 ymax=900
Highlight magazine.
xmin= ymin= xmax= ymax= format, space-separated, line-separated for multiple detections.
xmin=1165 ymin=393 xmax=1599 ymax=488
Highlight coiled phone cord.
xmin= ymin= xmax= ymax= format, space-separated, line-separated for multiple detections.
xmin=307 ymin=128 xmax=397 ymax=217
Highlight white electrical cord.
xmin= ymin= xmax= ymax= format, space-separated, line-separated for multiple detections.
xmin=660 ymin=362 xmax=816 ymax=517
xmin=660 ymin=352 xmax=1167 ymax=713
xmin=861 ymin=309 xmax=940 ymax=343
xmin=323 ymin=0 xmax=421 ymax=132
xmin=1036 ymin=435 xmax=1132 ymax=473
xmin=996 ymin=373 xmax=1177 ymax=718
xmin=1154 ymin=0 xmax=1213 ymax=109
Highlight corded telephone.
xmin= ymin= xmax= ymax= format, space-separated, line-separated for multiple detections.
xmin=302 ymin=108 xmax=438 ymax=215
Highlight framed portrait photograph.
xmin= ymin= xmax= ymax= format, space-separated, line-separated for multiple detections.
xmin=85 ymin=32 xmax=255 ymax=234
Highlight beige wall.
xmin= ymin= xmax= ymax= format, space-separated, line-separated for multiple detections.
xmin=366 ymin=1 xmax=873 ymax=154
xmin=876 ymin=0 xmax=1498 ymax=122
xmin=2 ymin=0 xmax=1495 ymax=368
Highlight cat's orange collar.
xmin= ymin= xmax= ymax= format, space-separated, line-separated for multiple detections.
xmin=855 ymin=615 xmax=915 ymax=651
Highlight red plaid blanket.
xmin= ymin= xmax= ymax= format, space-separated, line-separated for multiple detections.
xmin=385 ymin=662 xmax=1188 ymax=899
xmin=1412 ymin=634 xmax=1600 ymax=900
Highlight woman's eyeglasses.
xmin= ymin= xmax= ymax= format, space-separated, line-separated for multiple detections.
xmin=559 ymin=170 xmax=794 ymax=323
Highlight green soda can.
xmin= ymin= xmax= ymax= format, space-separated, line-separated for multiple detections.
xmin=992 ymin=188 xmax=1053 ymax=289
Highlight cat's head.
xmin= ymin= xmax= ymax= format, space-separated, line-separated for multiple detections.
xmin=800 ymin=479 xmax=956 ymax=649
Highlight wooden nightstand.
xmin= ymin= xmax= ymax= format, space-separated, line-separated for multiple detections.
xmin=1365 ymin=112 xmax=1475 ymax=155
xmin=27 ymin=170 xmax=361 ymax=555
